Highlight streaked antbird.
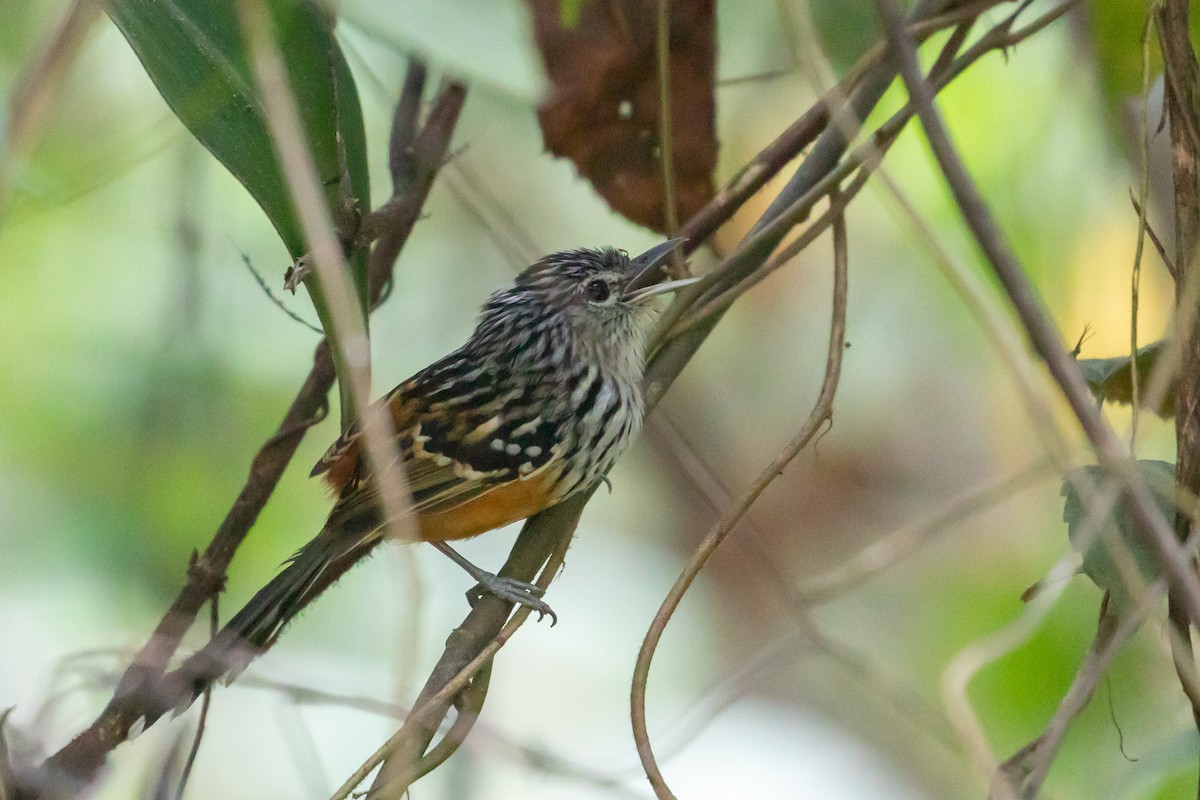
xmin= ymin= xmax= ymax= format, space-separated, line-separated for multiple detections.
xmin=154 ymin=238 xmax=692 ymax=714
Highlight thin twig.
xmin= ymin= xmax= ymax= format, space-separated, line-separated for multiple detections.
xmin=403 ymin=662 xmax=492 ymax=784
xmin=671 ymin=0 xmax=1072 ymax=339
xmin=943 ymin=546 xmax=1092 ymax=786
xmin=648 ymin=0 xmax=1001 ymax=341
xmin=239 ymin=252 xmax=324 ymax=334
xmin=1015 ymin=597 xmax=1148 ymax=798
xmin=236 ymin=0 xmax=420 ymax=549
xmin=872 ymin=164 xmax=1073 ymax=464
xmin=794 ymin=460 xmax=1054 ymax=605
xmin=632 ymin=199 xmax=849 ymax=800
xmin=2 ymin=0 xmax=101 ymax=171
xmin=1129 ymin=14 xmax=1155 ymax=453
xmin=1130 ymin=194 xmax=1177 ymax=276
xmin=989 ymin=597 xmax=1143 ymax=800
xmin=173 ymin=597 xmax=217 ymax=800
xmin=673 ymin=153 xmax=875 ymax=334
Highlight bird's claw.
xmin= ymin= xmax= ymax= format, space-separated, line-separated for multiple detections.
xmin=467 ymin=574 xmax=557 ymax=625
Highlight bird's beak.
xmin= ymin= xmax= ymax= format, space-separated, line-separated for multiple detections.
xmin=622 ymin=237 xmax=696 ymax=303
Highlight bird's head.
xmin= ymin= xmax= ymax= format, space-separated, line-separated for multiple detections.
xmin=471 ymin=239 xmax=693 ymax=376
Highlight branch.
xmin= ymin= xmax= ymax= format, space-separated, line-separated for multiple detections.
xmin=1156 ymin=0 xmax=1200 ymax=778
xmin=990 ymin=597 xmax=1145 ymax=800
xmin=655 ymin=0 xmax=683 ymax=278
xmin=2 ymin=0 xmax=101 ymax=166
xmin=342 ymin=500 xmax=581 ymax=799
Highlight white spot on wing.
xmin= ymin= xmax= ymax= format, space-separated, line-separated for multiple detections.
xmin=511 ymin=416 xmax=543 ymax=437
xmin=464 ymin=415 xmax=503 ymax=443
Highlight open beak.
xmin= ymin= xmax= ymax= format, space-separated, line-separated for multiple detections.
xmin=622 ymin=237 xmax=697 ymax=303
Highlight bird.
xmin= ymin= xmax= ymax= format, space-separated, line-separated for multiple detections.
xmin=154 ymin=238 xmax=693 ymax=711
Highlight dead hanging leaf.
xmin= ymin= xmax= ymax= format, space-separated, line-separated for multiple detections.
xmin=527 ymin=0 xmax=716 ymax=233
xmin=1078 ymin=339 xmax=1174 ymax=417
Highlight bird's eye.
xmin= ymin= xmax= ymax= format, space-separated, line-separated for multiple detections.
xmin=584 ymin=279 xmax=611 ymax=303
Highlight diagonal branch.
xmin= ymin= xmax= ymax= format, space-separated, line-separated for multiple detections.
xmin=989 ymin=596 xmax=1144 ymax=800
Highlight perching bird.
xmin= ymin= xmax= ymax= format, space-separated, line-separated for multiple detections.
xmin=158 ymin=238 xmax=692 ymax=709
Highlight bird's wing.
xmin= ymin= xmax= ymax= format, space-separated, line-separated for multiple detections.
xmin=311 ymin=356 xmax=560 ymax=525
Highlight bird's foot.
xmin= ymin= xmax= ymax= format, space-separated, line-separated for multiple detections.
xmin=467 ymin=574 xmax=557 ymax=625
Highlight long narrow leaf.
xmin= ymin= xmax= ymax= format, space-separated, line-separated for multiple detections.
xmin=108 ymin=0 xmax=372 ymax=422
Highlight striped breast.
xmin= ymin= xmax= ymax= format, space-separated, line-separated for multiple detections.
xmin=552 ymin=364 xmax=644 ymax=501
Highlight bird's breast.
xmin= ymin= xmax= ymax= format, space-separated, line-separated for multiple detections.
xmin=554 ymin=372 xmax=643 ymax=499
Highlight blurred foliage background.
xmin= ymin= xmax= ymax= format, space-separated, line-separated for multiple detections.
xmin=0 ymin=0 xmax=1194 ymax=798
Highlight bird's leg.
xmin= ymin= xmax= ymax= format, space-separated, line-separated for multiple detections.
xmin=428 ymin=540 xmax=557 ymax=624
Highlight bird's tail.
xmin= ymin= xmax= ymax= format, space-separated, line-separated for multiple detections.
xmin=153 ymin=524 xmax=381 ymax=718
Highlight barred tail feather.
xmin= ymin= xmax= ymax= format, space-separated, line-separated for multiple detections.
xmin=154 ymin=526 xmax=381 ymax=719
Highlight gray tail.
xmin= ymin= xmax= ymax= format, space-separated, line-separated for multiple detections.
xmin=153 ymin=527 xmax=378 ymax=719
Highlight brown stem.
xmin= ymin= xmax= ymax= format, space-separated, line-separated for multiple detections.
xmin=351 ymin=500 xmax=582 ymax=799
xmin=991 ymin=597 xmax=1142 ymax=800
xmin=1157 ymin=0 xmax=1200 ymax=792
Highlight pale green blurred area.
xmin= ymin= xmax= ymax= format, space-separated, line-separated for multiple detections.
xmin=0 ymin=1 xmax=1194 ymax=798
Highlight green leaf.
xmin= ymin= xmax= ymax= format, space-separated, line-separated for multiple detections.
xmin=558 ymin=0 xmax=583 ymax=28
xmin=1078 ymin=339 xmax=1174 ymax=417
xmin=809 ymin=0 xmax=881 ymax=73
xmin=1061 ymin=460 xmax=1176 ymax=608
xmin=1086 ymin=0 xmax=1159 ymax=113
xmin=1084 ymin=0 xmax=1200 ymax=144
xmin=106 ymin=0 xmax=370 ymax=299
xmin=107 ymin=0 xmax=371 ymax=426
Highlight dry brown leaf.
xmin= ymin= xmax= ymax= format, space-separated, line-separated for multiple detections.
xmin=527 ymin=0 xmax=717 ymax=233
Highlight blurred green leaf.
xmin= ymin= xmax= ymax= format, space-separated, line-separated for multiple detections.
xmin=809 ymin=0 xmax=880 ymax=73
xmin=1078 ymin=339 xmax=1173 ymax=417
xmin=105 ymin=0 xmax=371 ymax=304
xmin=558 ymin=0 xmax=583 ymax=28
xmin=1062 ymin=460 xmax=1175 ymax=608
xmin=1084 ymin=1 xmax=1200 ymax=135
xmin=1086 ymin=0 xmax=1159 ymax=111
